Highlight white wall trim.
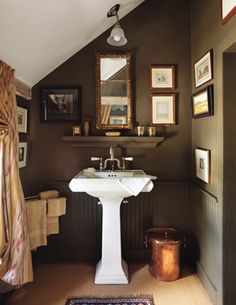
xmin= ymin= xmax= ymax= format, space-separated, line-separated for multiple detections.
xmin=197 ymin=261 xmax=217 ymax=305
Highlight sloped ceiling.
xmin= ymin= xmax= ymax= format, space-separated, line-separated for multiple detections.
xmin=0 ymin=0 xmax=144 ymax=87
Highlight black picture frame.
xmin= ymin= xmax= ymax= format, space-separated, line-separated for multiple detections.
xmin=19 ymin=142 xmax=27 ymax=168
xmin=191 ymin=85 xmax=214 ymax=119
xmin=40 ymin=86 xmax=82 ymax=122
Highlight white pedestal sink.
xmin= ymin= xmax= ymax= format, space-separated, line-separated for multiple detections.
xmin=69 ymin=169 xmax=156 ymax=284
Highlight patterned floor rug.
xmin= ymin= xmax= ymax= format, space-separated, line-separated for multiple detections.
xmin=66 ymin=296 xmax=154 ymax=305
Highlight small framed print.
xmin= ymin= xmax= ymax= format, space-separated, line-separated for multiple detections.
xmin=19 ymin=142 xmax=27 ymax=168
xmin=150 ymin=65 xmax=175 ymax=89
xmin=194 ymin=50 xmax=213 ymax=88
xmin=17 ymin=106 xmax=28 ymax=133
xmin=150 ymin=93 xmax=176 ymax=125
xmin=195 ymin=148 xmax=210 ymax=184
xmin=192 ymin=85 xmax=214 ymax=118
xmin=221 ymin=0 xmax=236 ymax=24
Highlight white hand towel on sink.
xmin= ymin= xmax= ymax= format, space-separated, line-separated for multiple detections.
xmin=119 ymin=177 xmax=154 ymax=196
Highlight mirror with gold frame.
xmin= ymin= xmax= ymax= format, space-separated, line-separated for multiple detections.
xmin=96 ymin=53 xmax=133 ymax=129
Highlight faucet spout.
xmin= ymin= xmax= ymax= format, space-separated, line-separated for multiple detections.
xmin=102 ymin=146 xmax=122 ymax=170
xmin=109 ymin=146 xmax=115 ymax=159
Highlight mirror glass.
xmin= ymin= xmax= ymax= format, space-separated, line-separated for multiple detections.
xmin=96 ymin=53 xmax=133 ymax=129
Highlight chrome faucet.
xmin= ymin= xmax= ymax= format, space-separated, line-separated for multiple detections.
xmin=91 ymin=146 xmax=133 ymax=171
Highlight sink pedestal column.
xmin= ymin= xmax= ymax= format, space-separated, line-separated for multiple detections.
xmin=95 ymin=197 xmax=128 ymax=284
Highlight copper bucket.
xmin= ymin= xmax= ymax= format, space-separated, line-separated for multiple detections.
xmin=145 ymin=228 xmax=183 ymax=281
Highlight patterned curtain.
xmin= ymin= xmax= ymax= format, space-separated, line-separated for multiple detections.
xmin=0 ymin=60 xmax=32 ymax=285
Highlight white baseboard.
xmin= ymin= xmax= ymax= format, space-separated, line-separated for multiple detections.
xmin=197 ymin=262 xmax=217 ymax=304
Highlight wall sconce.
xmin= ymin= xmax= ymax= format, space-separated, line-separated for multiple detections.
xmin=107 ymin=4 xmax=127 ymax=46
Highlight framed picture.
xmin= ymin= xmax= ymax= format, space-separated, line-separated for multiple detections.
xmin=150 ymin=94 xmax=176 ymax=125
xmin=40 ymin=86 xmax=82 ymax=122
xmin=17 ymin=106 xmax=28 ymax=133
xmin=194 ymin=50 xmax=213 ymax=88
xmin=221 ymin=0 xmax=236 ymax=24
xmin=195 ymin=148 xmax=210 ymax=184
xmin=192 ymin=85 xmax=214 ymax=118
xmin=150 ymin=65 xmax=175 ymax=89
xmin=19 ymin=142 xmax=27 ymax=168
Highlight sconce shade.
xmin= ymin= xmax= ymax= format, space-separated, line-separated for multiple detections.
xmin=107 ymin=4 xmax=127 ymax=46
xmin=107 ymin=21 xmax=127 ymax=46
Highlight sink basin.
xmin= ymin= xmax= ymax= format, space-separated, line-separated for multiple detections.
xmin=85 ymin=169 xmax=145 ymax=178
xmin=69 ymin=169 xmax=156 ymax=198
xmin=69 ymin=168 xmax=156 ymax=284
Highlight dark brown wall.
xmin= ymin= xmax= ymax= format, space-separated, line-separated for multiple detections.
xmin=27 ymin=0 xmax=192 ymax=261
xmin=30 ymin=0 xmax=191 ymax=183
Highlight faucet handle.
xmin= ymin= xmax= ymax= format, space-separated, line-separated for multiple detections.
xmin=122 ymin=156 xmax=133 ymax=171
xmin=91 ymin=157 xmax=103 ymax=171
xmin=123 ymin=157 xmax=133 ymax=161
xmin=91 ymin=157 xmax=100 ymax=161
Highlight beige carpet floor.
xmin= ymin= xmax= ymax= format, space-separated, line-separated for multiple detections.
xmin=5 ymin=262 xmax=213 ymax=305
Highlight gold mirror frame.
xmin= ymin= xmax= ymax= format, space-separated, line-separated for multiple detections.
xmin=96 ymin=53 xmax=133 ymax=129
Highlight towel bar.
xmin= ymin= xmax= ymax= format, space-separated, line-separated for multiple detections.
xmin=25 ymin=192 xmax=62 ymax=201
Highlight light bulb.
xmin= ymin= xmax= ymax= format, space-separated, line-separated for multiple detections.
xmin=113 ymin=35 xmax=121 ymax=41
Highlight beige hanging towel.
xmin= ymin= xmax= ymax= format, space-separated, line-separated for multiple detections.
xmin=47 ymin=197 xmax=66 ymax=217
xmin=26 ymin=199 xmax=47 ymax=250
xmin=39 ymin=190 xmax=59 ymax=199
xmin=46 ymin=217 xmax=59 ymax=235
xmin=38 ymin=190 xmax=66 ymax=236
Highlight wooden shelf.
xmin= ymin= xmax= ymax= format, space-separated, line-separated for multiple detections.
xmin=62 ymin=136 xmax=164 ymax=148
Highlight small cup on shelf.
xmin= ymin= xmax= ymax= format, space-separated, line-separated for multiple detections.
xmin=148 ymin=126 xmax=156 ymax=137
xmin=137 ymin=126 xmax=145 ymax=136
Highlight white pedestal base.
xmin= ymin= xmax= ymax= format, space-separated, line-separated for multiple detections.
xmin=95 ymin=259 xmax=128 ymax=284
xmin=95 ymin=197 xmax=129 ymax=284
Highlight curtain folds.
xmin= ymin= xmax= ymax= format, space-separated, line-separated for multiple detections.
xmin=0 ymin=60 xmax=32 ymax=285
